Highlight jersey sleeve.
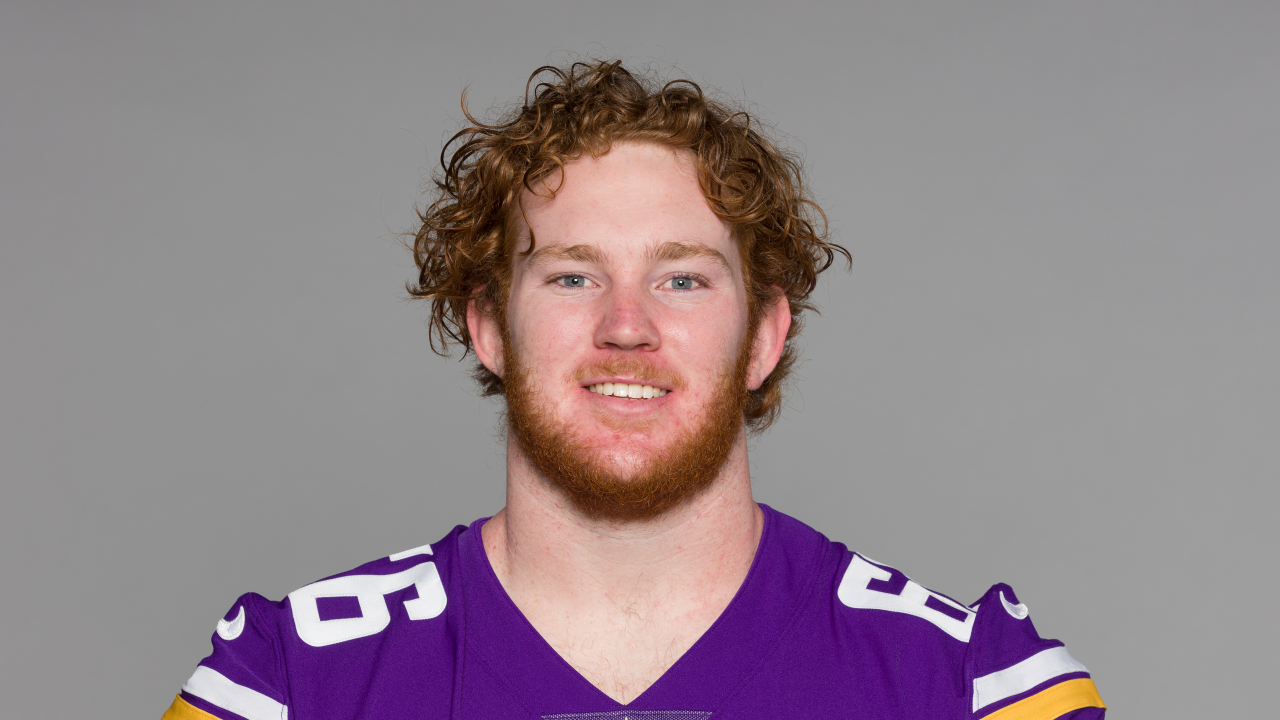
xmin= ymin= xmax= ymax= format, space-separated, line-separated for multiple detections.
xmin=162 ymin=593 xmax=291 ymax=720
xmin=966 ymin=584 xmax=1105 ymax=720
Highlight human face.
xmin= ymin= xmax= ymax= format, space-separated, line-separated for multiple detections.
xmin=486 ymin=142 xmax=758 ymax=511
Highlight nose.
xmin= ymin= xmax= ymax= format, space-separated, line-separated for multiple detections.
xmin=593 ymin=285 xmax=660 ymax=352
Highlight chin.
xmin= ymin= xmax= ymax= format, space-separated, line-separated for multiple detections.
xmin=590 ymin=451 xmax=653 ymax=480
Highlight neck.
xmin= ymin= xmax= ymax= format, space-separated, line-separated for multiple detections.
xmin=484 ymin=429 xmax=762 ymax=609
xmin=480 ymin=429 xmax=762 ymax=702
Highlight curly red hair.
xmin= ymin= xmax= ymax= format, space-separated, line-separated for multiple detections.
xmin=409 ymin=60 xmax=848 ymax=432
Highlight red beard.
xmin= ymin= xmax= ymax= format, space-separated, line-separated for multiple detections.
xmin=502 ymin=328 xmax=754 ymax=522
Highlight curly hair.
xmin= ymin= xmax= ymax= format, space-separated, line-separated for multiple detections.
xmin=409 ymin=60 xmax=849 ymax=432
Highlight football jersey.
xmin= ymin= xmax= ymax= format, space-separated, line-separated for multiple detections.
xmin=162 ymin=505 xmax=1105 ymax=720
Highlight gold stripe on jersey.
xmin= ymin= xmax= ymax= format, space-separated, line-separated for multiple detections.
xmin=161 ymin=694 xmax=222 ymax=720
xmin=981 ymin=678 xmax=1106 ymax=720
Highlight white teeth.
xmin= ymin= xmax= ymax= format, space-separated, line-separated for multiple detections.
xmin=587 ymin=383 xmax=668 ymax=399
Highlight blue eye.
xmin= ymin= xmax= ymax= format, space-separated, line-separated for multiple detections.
xmin=559 ymin=275 xmax=587 ymax=288
xmin=668 ymin=276 xmax=697 ymax=290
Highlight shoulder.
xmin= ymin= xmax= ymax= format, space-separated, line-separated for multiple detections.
xmin=233 ymin=523 xmax=470 ymax=647
xmin=835 ymin=551 xmax=978 ymax=641
xmin=757 ymin=507 xmax=980 ymax=645
xmin=965 ymin=584 xmax=1105 ymax=719
xmin=825 ymin=547 xmax=1105 ymax=719
xmin=284 ymin=531 xmax=460 ymax=647
xmin=168 ymin=523 xmax=474 ymax=720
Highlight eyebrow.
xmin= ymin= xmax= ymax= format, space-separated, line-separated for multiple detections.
xmin=523 ymin=240 xmax=733 ymax=275
xmin=524 ymin=244 xmax=609 ymax=270
xmin=648 ymin=241 xmax=733 ymax=275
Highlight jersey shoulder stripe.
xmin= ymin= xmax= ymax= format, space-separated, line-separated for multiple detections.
xmin=161 ymin=695 xmax=220 ymax=720
xmin=973 ymin=646 xmax=1089 ymax=712
xmin=181 ymin=666 xmax=288 ymax=720
xmin=978 ymin=678 xmax=1105 ymax=720
xmin=967 ymin=584 xmax=1105 ymax=719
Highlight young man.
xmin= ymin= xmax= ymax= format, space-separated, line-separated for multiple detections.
xmin=163 ymin=61 xmax=1105 ymax=720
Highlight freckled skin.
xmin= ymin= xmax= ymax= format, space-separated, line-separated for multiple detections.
xmin=470 ymin=142 xmax=792 ymax=704
xmin=502 ymin=144 xmax=751 ymax=475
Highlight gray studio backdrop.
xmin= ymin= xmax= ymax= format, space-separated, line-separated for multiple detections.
xmin=2 ymin=2 xmax=1276 ymax=718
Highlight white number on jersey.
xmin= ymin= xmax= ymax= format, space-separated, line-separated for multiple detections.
xmin=837 ymin=554 xmax=975 ymax=642
xmin=288 ymin=561 xmax=447 ymax=647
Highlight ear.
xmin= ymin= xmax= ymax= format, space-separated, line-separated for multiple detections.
xmin=746 ymin=293 xmax=791 ymax=391
xmin=468 ymin=295 xmax=505 ymax=378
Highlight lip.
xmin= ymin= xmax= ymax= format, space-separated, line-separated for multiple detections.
xmin=580 ymin=378 xmax=673 ymax=392
xmin=581 ymin=381 xmax=673 ymax=409
xmin=583 ymin=387 xmax=672 ymax=415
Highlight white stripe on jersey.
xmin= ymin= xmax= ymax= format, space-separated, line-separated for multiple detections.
xmin=389 ymin=543 xmax=433 ymax=561
xmin=972 ymin=646 xmax=1090 ymax=711
xmin=182 ymin=665 xmax=288 ymax=720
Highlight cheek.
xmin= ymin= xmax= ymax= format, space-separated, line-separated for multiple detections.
xmin=663 ymin=308 xmax=747 ymax=373
xmin=510 ymin=300 xmax=596 ymax=369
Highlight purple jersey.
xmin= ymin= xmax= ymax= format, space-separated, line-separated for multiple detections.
xmin=162 ymin=505 xmax=1104 ymax=720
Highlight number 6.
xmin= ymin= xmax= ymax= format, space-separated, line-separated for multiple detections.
xmin=289 ymin=561 xmax=447 ymax=647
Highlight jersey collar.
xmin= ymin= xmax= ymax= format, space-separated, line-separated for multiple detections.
xmin=457 ymin=504 xmax=829 ymax=715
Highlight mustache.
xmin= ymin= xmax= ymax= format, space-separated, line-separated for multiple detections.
xmin=568 ymin=357 xmax=687 ymax=391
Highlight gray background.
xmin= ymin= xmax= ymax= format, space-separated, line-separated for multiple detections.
xmin=2 ymin=1 xmax=1275 ymax=718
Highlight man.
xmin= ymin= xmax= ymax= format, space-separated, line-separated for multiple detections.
xmin=163 ymin=61 xmax=1105 ymax=720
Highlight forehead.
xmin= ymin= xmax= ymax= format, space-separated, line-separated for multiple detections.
xmin=515 ymin=142 xmax=733 ymax=260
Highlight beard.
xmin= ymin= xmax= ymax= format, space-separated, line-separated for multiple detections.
xmin=502 ymin=327 xmax=755 ymax=523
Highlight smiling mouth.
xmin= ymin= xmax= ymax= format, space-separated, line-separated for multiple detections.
xmin=587 ymin=382 xmax=669 ymax=399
